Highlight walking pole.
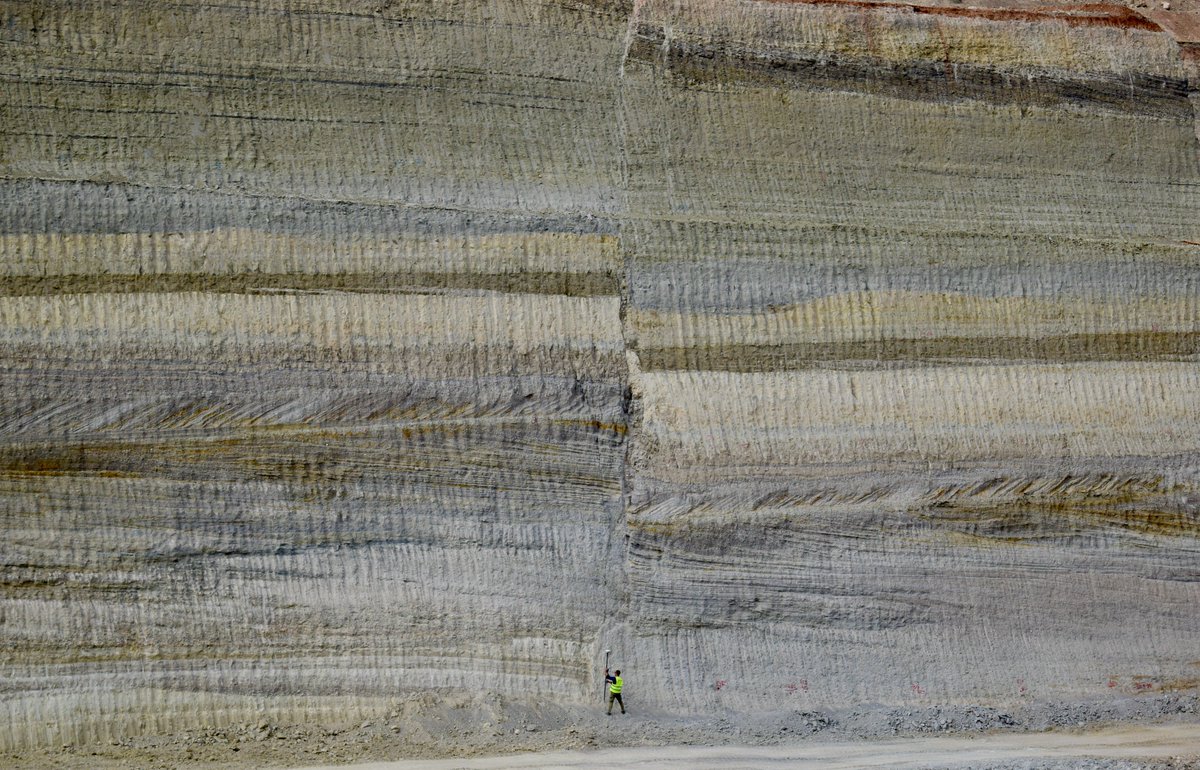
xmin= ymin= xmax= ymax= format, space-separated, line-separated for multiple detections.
xmin=603 ymin=649 xmax=611 ymax=703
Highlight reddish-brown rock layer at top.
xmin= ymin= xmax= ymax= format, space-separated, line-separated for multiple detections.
xmin=759 ymin=0 xmax=1200 ymax=61
xmin=630 ymin=0 xmax=1196 ymax=116
xmin=767 ymin=0 xmax=1199 ymax=26
xmin=764 ymin=0 xmax=1161 ymax=31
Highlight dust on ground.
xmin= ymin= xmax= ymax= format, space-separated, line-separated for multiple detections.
xmin=293 ymin=724 xmax=1200 ymax=769
xmin=7 ymin=692 xmax=1198 ymax=770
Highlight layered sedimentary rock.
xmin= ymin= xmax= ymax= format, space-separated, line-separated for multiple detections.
xmin=1 ymin=0 xmax=1198 ymax=754
xmin=0 ymin=1 xmax=632 ymax=750
xmin=615 ymin=0 xmax=1200 ymax=713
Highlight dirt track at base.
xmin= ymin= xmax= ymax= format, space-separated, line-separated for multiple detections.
xmin=290 ymin=724 xmax=1200 ymax=770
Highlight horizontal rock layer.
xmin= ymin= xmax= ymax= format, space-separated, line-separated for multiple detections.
xmin=1 ymin=0 xmax=1199 ymax=754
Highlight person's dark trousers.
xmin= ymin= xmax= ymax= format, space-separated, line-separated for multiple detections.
xmin=607 ymin=691 xmax=625 ymax=714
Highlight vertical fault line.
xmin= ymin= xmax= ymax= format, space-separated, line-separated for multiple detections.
xmin=597 ymin=0 xmax=640 ymax=679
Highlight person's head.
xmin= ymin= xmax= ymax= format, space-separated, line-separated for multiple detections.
xmin=615 ymin=670 xmax=620 ymax=676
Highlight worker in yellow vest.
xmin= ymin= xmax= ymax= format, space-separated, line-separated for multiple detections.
xmin=605 ymin=668 xmax=625 ymax=715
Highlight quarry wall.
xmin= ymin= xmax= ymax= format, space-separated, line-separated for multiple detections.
xmin=1 ymin=0 xmax=1198 ymax=752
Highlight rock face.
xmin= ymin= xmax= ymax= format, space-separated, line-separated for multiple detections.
xmin=1 ymin=0 xmax=1198 ymax=754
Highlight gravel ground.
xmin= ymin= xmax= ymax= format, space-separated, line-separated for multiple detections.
xmin=7 ymin=693 xmax=1197 ymax=770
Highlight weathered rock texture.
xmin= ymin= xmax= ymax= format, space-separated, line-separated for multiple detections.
xmin=1 ymin=0 xmax=1198 ymax=755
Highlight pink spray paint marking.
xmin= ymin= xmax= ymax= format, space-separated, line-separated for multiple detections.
xmin=911 ymin=683 xmax=926 ymax=696
xmin=714 ymin=679 xmax=727 ymax=691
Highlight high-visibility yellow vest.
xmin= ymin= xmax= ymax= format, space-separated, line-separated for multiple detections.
xmin=610 ymin=676 xmax=623 ymax=694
